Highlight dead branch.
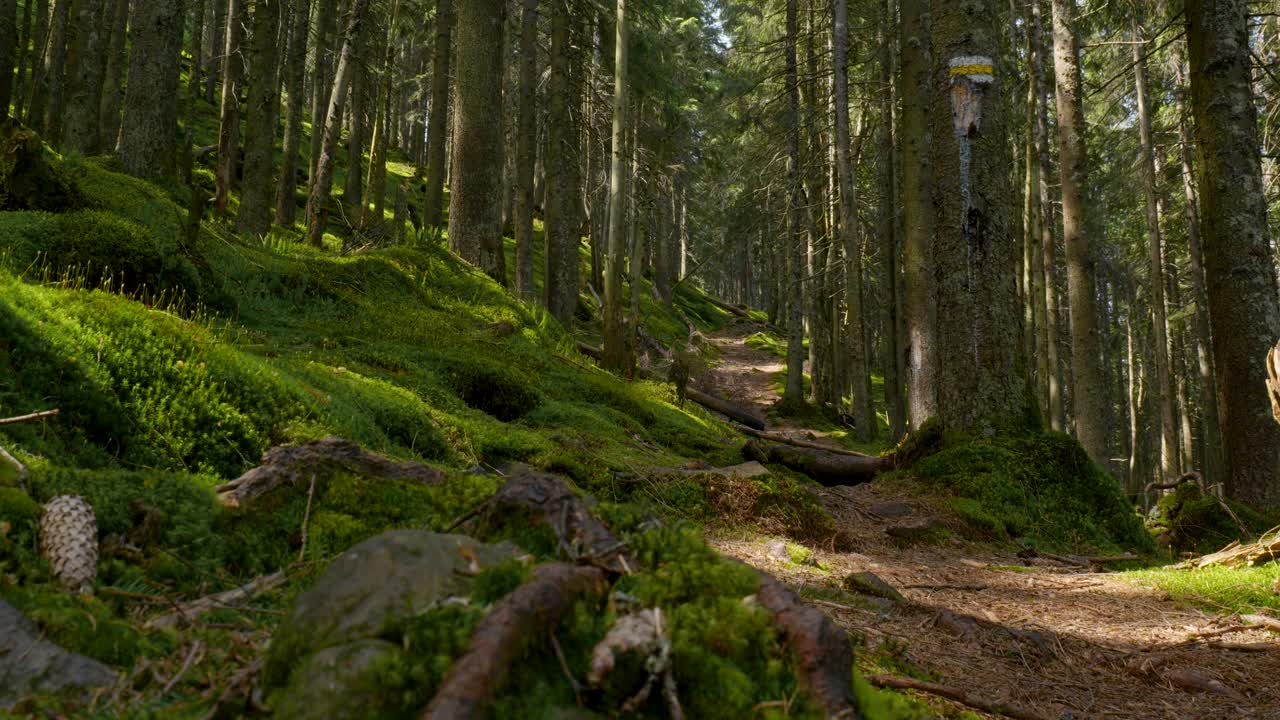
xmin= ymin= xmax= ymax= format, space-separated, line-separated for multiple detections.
xmin=686 ymin=387 xmax=767 ymax=430
xmin=421 ymin=563 xmax=607 ymax=720
xmin=215 ymin=437 xmax=444 ymax=509
xmin=743 ymin=440 xmax=892 ymax=486
xmin=755 ymin=571 xmax=858 ymax=719
xmin=733 ymin=423 xmax=875 ymax=457
xmin=867 ymin=674 xmax=1054 ymax=720
xmin=471 ymin=465 xmax=634 ymax=574
xmin=0 ymin=444 xmax=27 ymax=492
xmin=1178 ymin=526 xmax=1280 ymax=569
xmin=0 ymin=408 xmax=59 ymax=426
xmin=146 ymin=571 xmax=287 ymax=630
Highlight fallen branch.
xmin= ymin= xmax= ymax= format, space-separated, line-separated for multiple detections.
xmin=743 ymin=440 xmax=892 ymax=486
xmin=1177 ymin=525 xmax=1280 ymax=569
xmin=704 ymin=294 xmax=754 ymax=319
xmin=1018 ymin=549 xmax=1139 ymax=567
xmin=0 ymin=408 xmax=59 ymax=426
xmin=216 ymin=437 xmax=444 ymax=509
xmin=146 ymin=571 xmax=287 ymax=630
xmin=0 ymin=444 xmax=27 ymax=492
xmin=733 ymin=423 xmax=875 ymax=457
xmin=755 ymin=571 xmax=858 ymax=719
xmin=867 ymin=674 xmax=1054 ymax=720
xmin=421 ymin=563 xmax=607 ymax=720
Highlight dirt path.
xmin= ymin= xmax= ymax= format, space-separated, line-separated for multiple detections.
xmin=701 ymin=321 xmax=1280 ymax=720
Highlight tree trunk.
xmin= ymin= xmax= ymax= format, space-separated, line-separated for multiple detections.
xmin=64 ymin=0 xmax=108 ymax=152
xmin=782 ymin=0 xmax=806 ymax=409
xmin=835 ymin=0 xmax=869 ymax=439
xmin=1031 ymin=0 xmax=1063 ymax=431
xmin=1051 ymin=0 xmax=1109 ymax=468
xmin=188 ymin=0 xmax=206 ymax=107
xmin=362 ymin=0 xmax=399 ymax=228
xmin=900 ymin=0 xmax=936 ymax=431
xmin=448 ymin=0 xmax=506 ymax=283
xmin=1132 ymin=13 xmax=1179 ymax=481
xmin=24 ymin=0 xmax=50 ymax=128
xmin=603 ymin=0 xmax=631 ymax=375
xmin=237 ymin=0 xmax=281 ymax=235
xmin=930 ymin=0 xmax=1024 ymax=430
xmin=344 ymin=22 xmax=371 ymax=228
xmin=1186 ymin=0 xmax=1280 ymax=507
xmin=274 ymin=0 xmax=310 ymax=227
xmin=307 ymin=0 xmax=334 ymax=183
xmin=514 ymin=0 xmax=537 ymax=300
xmin=878 ymin=0 xmax=904 ymax=440
xmin=544 ymin=0 xmax=581 ymax=320
xmin=39 ymin=0 xmax=69 ymax=143
xmin=117 ymin=0 xmax=185 ymax=178
xmin=11 ymin=0 xmax=33 ymax=121
xmin=0 ymin=0 xmax=16 ymax=119
xmin=214 ymin=0 xmax=244 ymax=216
xmin=304 ymin=0 xmax=371 ymax=246
xmin=422 ymin=0 xmax=453 ymax=231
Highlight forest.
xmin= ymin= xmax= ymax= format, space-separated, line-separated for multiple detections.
xmin=1 ymin=0 xmax=1280 ymax=717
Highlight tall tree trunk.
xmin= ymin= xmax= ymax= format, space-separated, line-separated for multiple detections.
xmin=1052 ymin=0 xmax=1109 ymax=467
xmin=879 ymin=0 xmax=904 ymax=439
xmin=344 ymin=21 xmax=371 ymax=228
xmin=900 ymin=0 xmax=936 ymax=430
xmin=275 ymin=0 xmax=310 ymax=227
xmin=62 ymin=0 xmax=107 ymax=153
xmin=188 ymin=0 xmax=205 ymax=107
xmin=363 ymin=0 xmax=399 ymax=228
xmin=1031 ymin=0 xmax=1063 ymax=431
xmin=1132 ymin=13 xmax=1179 ymax=481
xmin=0 ymin=0 xmax=16 ymax=119
xmin=514 ymin=0 xmax=537 ymax=300
xmin=96 ymin=0 xmax=126 ymax=148
xmin=781 ymin=0 xmax=806 ymax=408
xmin=24 ymin=0 xmax=50 ymax=127
xmin=307 ymin=0 xmax=335 ymax=183
xmin=835 ymin=0 xmax=872 ymax=440
xmin=422 ymin=0 xmax=453 ymax=231
xmin=205 ymin=0 xmax=225 ymax=103
xmin=930 ymin=0 xmax=1023 ymax=429
xmin=304 ymin=0 xmax=371 ymax=246
xmin=12 ymin=0 xmax=35 ymax=121
xmin=236 ymin=0 xmax=281 ymax=234
xmin=214 ymin=0 xmax=244 ymax=216
xmin=1186 ymin=0 xmax=1280 ymax=506
xmin=448 ymin=0 xmax=506 ymax=283
xmin=40 ymin=0 xmax=69 ymax=142
xmin=544 ymin=0 xmax=582 ymax=318
xmin=603 ymin=0 xmax=631 ymax=374
xmin=117 ymin=0 xmax=185 ymax=178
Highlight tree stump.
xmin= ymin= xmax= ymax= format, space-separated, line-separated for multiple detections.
xmin=0 ymin=120 xmax=80 ymax=211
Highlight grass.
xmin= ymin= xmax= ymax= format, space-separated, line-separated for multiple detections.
xmin=1124 ymin=564 xmax=1280 ymax=614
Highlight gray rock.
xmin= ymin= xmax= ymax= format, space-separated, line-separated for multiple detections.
xmin=272 ymin=639 xmax=404 ymax=720
xmin=265 ymin=530 xmax=519 ymax=685
xmin=0 ymin=599 xmax=118 ymax=709
xmin=841 ymin=571 xmax=906 ymax=604
xmin=870 ymin=501 xmax=914 ymax=518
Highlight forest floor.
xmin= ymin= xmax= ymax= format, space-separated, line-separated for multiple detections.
xmin=698 ymin=321 xmax=1280 ymax=720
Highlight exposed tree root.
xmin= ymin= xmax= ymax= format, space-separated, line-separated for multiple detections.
xmin=421 ymin=563 xmax=608 ymax=720
xmin=470 ymin=465 xmax=634 ymax=574
xmin=215 ymin=437 xmax=444 ymax=509
xmin=743 ymin=440 xmax=892 ymax=486
xmin=867 ymin=674 xmax=1053 ymax=720
xmin=755 ymin=571 xmax=860 ymax=719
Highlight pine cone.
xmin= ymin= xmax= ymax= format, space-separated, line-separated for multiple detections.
xmin=39 ymin=495 xmax=98 ymax=594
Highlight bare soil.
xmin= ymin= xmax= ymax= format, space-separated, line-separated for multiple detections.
xmin=701 ymin=321 xmax=1280 ymax=720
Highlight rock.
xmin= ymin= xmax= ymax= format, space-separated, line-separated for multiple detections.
xmin=841 ymin=571 xmax=906 ymax=604
xmin=0 ymin=599 xmax=118 ymax=709
xmin=869 ymin=501 xmax=914 ymax=518
xmin=885 ymin=517 xmax=946 ymax=543
xmin=717 ymin=461 xmax=770 ymax=478
xmin=271 ymin=639 xmax=405 ymax=720
xmin=265 ymin=530 xmax=519 ymax=685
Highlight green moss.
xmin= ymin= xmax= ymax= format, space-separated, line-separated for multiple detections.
xmin=0 ymin=584 xmax=177 ymax=667
xmin=1125 ymin=562 xmax=1280 ymax=614
xmin=1147 ymin=482 xmax=1275 ymax=555
xmin=911 ymin=431 xmax=1154 ymax=554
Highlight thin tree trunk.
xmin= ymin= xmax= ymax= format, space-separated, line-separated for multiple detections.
xmin=24 ymin=0 xmax=50 ymax=127
xmin=214 ymin=0 xmax=244 ymax=216
xmin=1186 ymin=0 xmax=1280 ymax=506
xmin=205 ymin=0 xmax=225 ymax=103
xmin=1132 ymin=13 xmax=1178 ymax=481
xmin=544 ymin=0 xmax=582 ymax=317
xmin=513 ymin=0 xmax=537 ymax=300
xmin=275 ymin=0 xmax=310 ymax=227
xmin=344 ymin=20 xmax=372 ymax=228
xmin=97 ymin=0 xmax=128 ymax=146
xmin=782 ymin=0 xmax=806 ymax=409
xmin=304 ymin=0 xmax=371 ymax=246
xmin=236 ymin=0 xmax=281 ymax=234
xmin=448 ymin=0 xmax=506 ymax=283
xmin=879 ymin=0 xmax=904 ymax=439
xmin=422 ymin=0 xmax=453 ymax=231
xmin=603 ymin=0 xmax=631 ymax=374
xmin=307 ymin=0 xmax=334 ymax=183
xmin=40 ymin=0 xmax=69 ymax=142
xmin=1051 ymin=0 xmax=1109 ymax=467
xmin=1031 ymin=0 xmax=1063 ymax=431
xmin=362 ymin=0 xmax=399 ymax=228
xmin=117 ymin=0 xmax=186 ymax=178
xmin=0 ymin=0 xmax=17 ymax=119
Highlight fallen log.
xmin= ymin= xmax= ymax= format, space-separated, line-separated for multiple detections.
xmin=734 ymin=423 xmax=874 ymax=458
xmin=755 ymin=571 xmax=858 ymax=719
xmin=421 ymin=563 xmax=608 ymax=720
xmin=867 ymin=674 xmax=1053 ymax=720
xmin=705 ymin=294 xmax=754 ymax=319
xmin=215 ymin=437 xmax=444 ymax=509
xmin=743 ymin=440 xmax=892 ymax=486
xmin=575 ymin=340 xmax=603 ymax=361
xmin=686 ymin=387 xmax=767 ymax=430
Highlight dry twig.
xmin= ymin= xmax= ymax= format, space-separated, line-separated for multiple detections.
xmin=0 ymin=408 xmax=59 ymax=426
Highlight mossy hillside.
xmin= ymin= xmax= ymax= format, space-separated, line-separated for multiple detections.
xmin=908 ymin=430 xmax=1155 ymax=554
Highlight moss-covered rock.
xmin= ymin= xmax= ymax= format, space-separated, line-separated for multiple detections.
xmin=272 ymin=639 xmax=406 ymax=720
xmin=1148 ymin=482 xmax=1274 ymax=555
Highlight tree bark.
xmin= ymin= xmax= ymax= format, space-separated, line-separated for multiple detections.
xmin=1051 ymin=0 xmax=1109 ymax=468
xmin=1031 ymin=0 xmax=1063 ymax=431
xmin=0 ymin=0 xmax=17 ymax=119
xmin=362 ymin=0 xmax=399 ymax=228
xmin=343 ymin=22 xmax=371 ymax=228
xmin=1186 ymin=0 xmax=1280 ymax=507
xmin=422 ymin=0 xmax=453 ymax=231
xmin=781 ymin=0 xmax=806 ymax=410
xmin=23 ymin=0 xmax=50 ymax=128
xmin=117 ymin=0 xmax=186 ymax=178
xmin=448 ymin=0 xmax=506 ymax=283
xmin=603 ymin=0 xmax=632 ymax=374
xmin=930 ymin=0 xmax=1024 ymax=430
xmin=878 ymin=0 xmax=904 ymax=440
xmin=236 ymin=0 xmax=281 ymax=235
xmin=214 ymin=0 xmax=244 ymax=216
xmin=514 ymin=0 xmax=537 ymax=300
xmin=307 ymin=0 xmax=334 ymax=183
xmin=39 ymin=0 xmax=69 ymax=143
xmin=544 ymin=0 xmax=581 ymax=320
xmin=1132 ymin=13 xmax=1179 ymax=481
xmin=274 ymin=0 xmax=310 ymax=227
xmin=304 ymin=0 xmax=371 ymax=246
